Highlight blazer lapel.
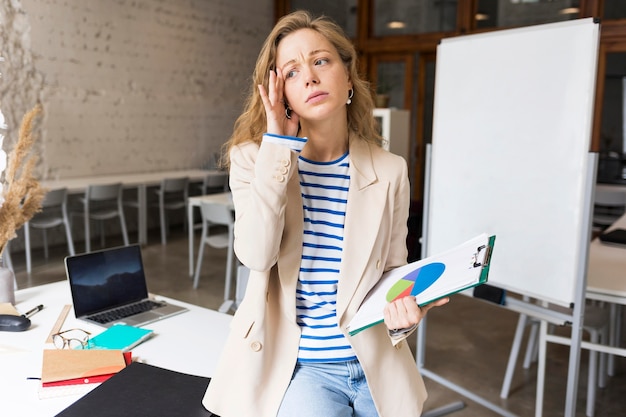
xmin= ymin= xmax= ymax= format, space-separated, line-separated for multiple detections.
xmin=276 ymin=171 xmax=305 ymax=321
xmin=336 ymin=137 xmax=389 ymax=322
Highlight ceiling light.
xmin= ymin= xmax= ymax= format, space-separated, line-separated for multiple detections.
xmin=559 ymin=7 xmax=580 ymax=15
xmin=475 ymin=13 xmax=490 ymax=21
xmin=386 ymin=21 xmax=406 ymax=29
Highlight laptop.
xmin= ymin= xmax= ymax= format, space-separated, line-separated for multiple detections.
xmin=65 ymin=244 xmax=188 ymax=328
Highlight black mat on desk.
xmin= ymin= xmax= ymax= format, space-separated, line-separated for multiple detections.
xmin=599 ymin=228 xmax=626 ymax=246
xmin=55 ymin=362 xmax=217 ymax=417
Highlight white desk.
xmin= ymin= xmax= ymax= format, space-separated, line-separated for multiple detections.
xmin=0 ymin=281 xmax=231 ymax=417
xmin=587 ymin=212 xmax=626 ymax=303
xmin=42 ymin=169 xmax=223 ymax=246
xmin=586 ymin=212 xmax=626 ymax=364
xmin=187 ymin=192 xmax=234 ymax=276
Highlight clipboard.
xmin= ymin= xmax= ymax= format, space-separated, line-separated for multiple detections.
xmin=347 ymin=233 xmax=496 ymax=336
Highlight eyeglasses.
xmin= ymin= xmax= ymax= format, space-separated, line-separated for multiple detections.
xmin=52 ymin=328 xmax=92 ymax=350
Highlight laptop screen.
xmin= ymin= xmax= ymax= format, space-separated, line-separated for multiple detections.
xmin=66 ymin=245 xmax=150 ymax=318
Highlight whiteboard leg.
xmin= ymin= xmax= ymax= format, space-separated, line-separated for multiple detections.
xmin=501 ymin=313 xmax=528 ymax=398
xmin=565 ymin=312 xmax=584 ymax=417
xmin=422 ymin=401 xmax=465 ymax=417
xmin=524 ymin=319 xmax=540 ymax=368
xmin=586 ymin=330 xmax=599 ymax=417
xmin=607 ymin=303 xmax=621 ymax=377
xmin=536 ymin=320 xmax=547 ymax=417
xmin=561 ymin=268 xmax=587 ymax=417
xmin=416 ymin=315 xmax=428 ymax=368
xmin=421 ymin=367 xmax=517 ymax=417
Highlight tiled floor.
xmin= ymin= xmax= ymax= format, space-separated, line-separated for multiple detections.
xmin=11 ymin=229 xmax=626 ymax=417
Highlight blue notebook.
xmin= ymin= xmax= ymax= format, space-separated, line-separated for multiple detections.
xmin=88 ymin=324 xmax=154 ymax=351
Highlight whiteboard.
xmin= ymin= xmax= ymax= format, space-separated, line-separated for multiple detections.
xmin=426 ymin=18 xmax=599 ymax=307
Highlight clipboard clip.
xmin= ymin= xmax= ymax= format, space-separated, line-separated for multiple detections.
xmin=471 ymin=244 xmax=492 ymax=268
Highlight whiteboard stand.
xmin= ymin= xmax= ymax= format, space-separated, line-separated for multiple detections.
xmin=537 ymin=152 xmax=598 ymax=417
xmin=414 ymin=18 xmax=599 ymax=417
xmin=416 ymin=149 xmax=597 ymax=417
xmin=416 ymin=305 xmax=519 ymax=415
xmin=422 ymin=402 xmax=465 ymax=417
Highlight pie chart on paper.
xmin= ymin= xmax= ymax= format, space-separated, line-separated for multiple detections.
xmin=386 ymin=262 xmax=446 ymax=302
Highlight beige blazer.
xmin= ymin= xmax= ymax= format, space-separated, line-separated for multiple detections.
xmin=203 ymin=134 xmax=427 ymax=417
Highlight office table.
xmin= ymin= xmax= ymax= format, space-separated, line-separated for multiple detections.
xmin=587 ymin=212 xmax=626 ymax=303
xmin=585 ymin=212 xmax=626 ymax=362
xmin=0 ymin=281 xmax=232 ymax=416
xmin=41 ymin=169 xmax=223 ymax=246
xmin=187 ymin=192 xmax=234 ymax=276
xmin=588 ymin=186 xmax=626 ymax=360
xmin=534 ymin=213 xmax=626 ymax=416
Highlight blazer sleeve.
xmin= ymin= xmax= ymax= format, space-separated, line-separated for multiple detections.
xmin=229 ymin=140 xmax=301 ymax=272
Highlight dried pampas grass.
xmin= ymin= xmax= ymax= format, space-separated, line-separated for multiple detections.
xmin=0 ymin=105 xmax=46 ymax=258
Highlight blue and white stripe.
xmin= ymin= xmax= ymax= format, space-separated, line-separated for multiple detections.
xmin=262 ymin=133 xmax=307 ymax=152
xmin=296 ymin=153 xmax=355 ymax=363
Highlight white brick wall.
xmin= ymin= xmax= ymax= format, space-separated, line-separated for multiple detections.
xmin=2 ymin=0 xmax=272 ymax=178
xmin=0 ymin=0 xmax=272 ymax=253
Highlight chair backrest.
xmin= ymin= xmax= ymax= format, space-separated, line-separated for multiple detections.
xmin=86 ymin=183 xmax=122 ymax=201
xmin=203 ymin=172 xmax=228 ymax=193
xmin=31 ymin=188 xmax=69 ymax=225
xmin=592 ymin=188 xmax=626 ymax=228
xmin=200 ymin=200 xmax=233 ymax=226
xmin=234 ymin=265 xmax=250 ymax=307
xmin=159 ymin=178 xmax=189 ymax=210
xmin=594 ymin=189 xmax=626 ymax=207
xmin=162 ymin=177 xmax=189 ymax=193
xmin=41 ymin=188 xmax=68 ymax=208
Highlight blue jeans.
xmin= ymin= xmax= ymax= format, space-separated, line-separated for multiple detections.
xmin=276 ymin=360 xmax=378 ymax=417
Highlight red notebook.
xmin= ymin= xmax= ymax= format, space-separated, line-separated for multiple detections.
xmin=41 ymin=350 xmax=132 ymax=388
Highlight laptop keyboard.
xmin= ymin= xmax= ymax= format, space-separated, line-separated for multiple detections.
xmin=87 ymin=300 xmax=164 ymax=324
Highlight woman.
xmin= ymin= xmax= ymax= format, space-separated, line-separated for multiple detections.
xmin=203 ymin=11 xmax=448 ymax=417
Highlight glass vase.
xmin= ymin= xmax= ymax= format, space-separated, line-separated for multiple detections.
xmin=0 ymin=258 xmax=16 ymax=305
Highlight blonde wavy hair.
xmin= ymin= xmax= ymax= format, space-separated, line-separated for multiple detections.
xmin=220 ymin=10 xmax=382 ymax=167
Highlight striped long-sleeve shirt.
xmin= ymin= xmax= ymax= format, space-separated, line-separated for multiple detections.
xmin=296 ymin=153 xmax=355 ymax=363
xmin=262 ymin=134 xmax=355 ymax=363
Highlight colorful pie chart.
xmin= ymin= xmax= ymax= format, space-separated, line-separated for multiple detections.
xmin=386 ymin=262 xmax=446 ymax=302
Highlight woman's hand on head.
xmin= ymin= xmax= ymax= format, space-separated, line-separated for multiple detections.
xmin=258 ymin=69 xmax=299 ymax=137
xmin=383 ymin=296 xmax=449 ymax=331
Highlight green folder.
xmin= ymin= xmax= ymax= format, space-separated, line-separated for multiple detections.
xmin=87 ymin=324 xmax=154 ymax=352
